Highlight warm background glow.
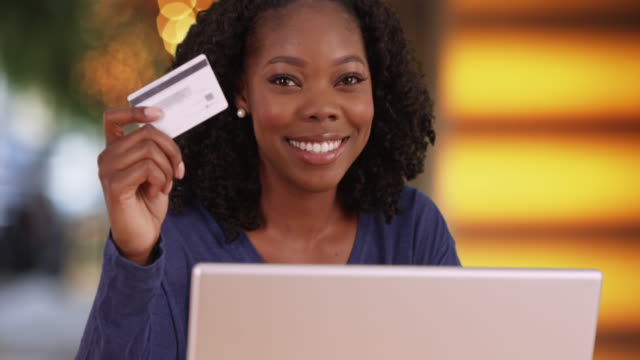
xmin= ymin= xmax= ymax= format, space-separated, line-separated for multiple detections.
xmin=441 ymin=31 xmax=640 ymax=122
xmin=435 ymin=0 xmax=640 ymax=359
xmin=156 ymin=0 xmax=217 ymax=55
xmin=448 ymin=0 xmax=640 ymax=16
xmin=437 ymin=135 xmax=640 ymax=225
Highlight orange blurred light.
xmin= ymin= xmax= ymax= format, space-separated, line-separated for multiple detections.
xmin=195 ymin=0 xmax=217 ymax=11
xmin=157 ymin=11 xmax=196 ymax=52
xmin=76 ymin=37 xmax=161 ymax=108
xmin=158 ymin=0 xmax=196 ymax=19
xmin=434 ymin=135 xmax=640 ymax=226
xmin=456 ymin=236 xmax=640 ymax=332
xmin=449 ymin=0 xmax=640 ymax=16
xmin=156 ymin=0 xmax=210 ymax=55
xmin=440 ymin=30 xmax=640 ymax=123
xmin=163 ymin=40 xmax=178 ymax=56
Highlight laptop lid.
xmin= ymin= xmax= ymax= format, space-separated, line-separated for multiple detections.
xmin=187 ymin=264 xmax=602 ymax=360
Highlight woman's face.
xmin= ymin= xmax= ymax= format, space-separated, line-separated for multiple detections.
xmin=236 ymin=0 xmax=374 ymax=194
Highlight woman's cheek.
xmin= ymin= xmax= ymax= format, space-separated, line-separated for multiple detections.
xmin=346 ymin=96 xmax=374 ymax=129
xmin=253 ymin=97 xmax=293 ymax=129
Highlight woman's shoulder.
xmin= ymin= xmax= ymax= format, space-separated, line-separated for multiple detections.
xmin=162 ymin=200 xmax=227 ymax=250
xmin=399 ymin=185 xmax=460 ymax=265
xmin=355 ymin=185 xmax=459 ymax=265
xmin=360 ymin=185 xmax=442 ymax=228
xmin=397 ymin=185 xmax=441 ymax=219
xmin=162 ymin=199 xmax=263 ymax=263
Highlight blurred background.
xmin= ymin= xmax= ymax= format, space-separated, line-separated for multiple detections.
xmin=0 ymin=0 xmax=637 ymax=359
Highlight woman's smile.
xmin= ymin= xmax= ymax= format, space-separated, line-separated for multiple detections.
xmin=285 ymin=135 xmax=350 ymax=165
xmin=236 ymin=0 xmax=374 ymax=193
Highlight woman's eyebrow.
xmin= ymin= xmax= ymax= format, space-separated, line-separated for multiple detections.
xmin=265 ymin=56 xmax=307 ymax=67
xmin=264 ymin=55 xmax=366 ymax=68
xmin=332 ymin=55 xmax=366 ymax=66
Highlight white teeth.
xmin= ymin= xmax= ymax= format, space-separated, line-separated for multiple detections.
xmin=288 ymin=139 xmax=343 ymax=154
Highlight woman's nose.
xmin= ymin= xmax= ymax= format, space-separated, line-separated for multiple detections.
xmin=299 ymin=87 xmax=339 ymax=122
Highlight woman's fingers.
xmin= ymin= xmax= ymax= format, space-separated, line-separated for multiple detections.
xmin=99 ymin=106 xmax=183 ymax=203
xmin=105 ymin=159 xmax=169 ymax=200
xmin=102 ymin=121 xmax=185 ymax=179
xmin=101 ymin=139 xmax=176 ymax=190
xmin=103 ymin=107 xmax=164 ymax=146
xmin=99 ymin=107 xmax=175 ymax=264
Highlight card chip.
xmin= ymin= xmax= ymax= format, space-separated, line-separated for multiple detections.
xmin=205 ymin=93 xmax=214 ymax=101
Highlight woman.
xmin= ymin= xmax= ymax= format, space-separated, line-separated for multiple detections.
xmin=77 ymin=0 xmax=461 ymax=358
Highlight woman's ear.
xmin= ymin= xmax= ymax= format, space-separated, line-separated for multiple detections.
xmin=234 ymin=78 xmax=250 ymax=116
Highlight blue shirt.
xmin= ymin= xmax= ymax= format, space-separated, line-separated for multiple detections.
xmin=76 ymin=186 xmax=461 ymax=359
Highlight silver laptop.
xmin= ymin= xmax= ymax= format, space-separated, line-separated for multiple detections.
xmin=187 ymin=264 xmax=602 ymax=360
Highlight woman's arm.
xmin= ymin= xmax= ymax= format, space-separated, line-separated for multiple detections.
xmin=76 ymin=236 xmax=179 ymax=359
xmin=76 ymin=107 xmax=185 ymax=358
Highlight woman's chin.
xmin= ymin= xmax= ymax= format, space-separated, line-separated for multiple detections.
xmin=289 ymin=172 xmax=345 ymax=195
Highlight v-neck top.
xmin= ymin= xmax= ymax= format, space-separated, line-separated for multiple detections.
xmin=239 ymin=211 xmax=367 ymax=264
xmin=76 ymin=185 xmax=461 ymax=360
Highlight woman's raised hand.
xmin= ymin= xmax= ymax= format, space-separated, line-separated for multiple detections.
xmin=98 ymin=107 xmax=184 ymax=265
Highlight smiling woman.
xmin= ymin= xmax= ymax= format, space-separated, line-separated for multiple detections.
xmin=232 ymin=1 xmax=375 ymax=264
xmin=170 ymin=0 xmax=439 ymax=243
xmin=76 ymin=0 xmax=460 ymax=358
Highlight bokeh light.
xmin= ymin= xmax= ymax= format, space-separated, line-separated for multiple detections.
xmin=436 ymin=0 xmax=640 ymax=357
xmin=159 ymin=0 xmax=196 ymax=19
xmin=156 ymin=0 xmax=217 ymax=56
xmin=75 ymin=36 xmax=163 ymax=108
xmin=74 ymin=0 xmax=170 ymax=110
xmin=45 ymin=133 xmax=104 ymax=219
xmin=157 ymin=11 xmax=197 ymax=55
xmin=436 ymin=134 xmax=640 ymax=226
xmin=441 ymin=30 xmax=640 ymax=123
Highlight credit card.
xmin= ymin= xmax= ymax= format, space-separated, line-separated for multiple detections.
xmin=127 ymin=54 xmax=228 ymax=138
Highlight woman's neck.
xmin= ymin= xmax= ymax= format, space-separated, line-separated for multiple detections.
xmin=257 ymin=170 xmax=345 ymax=245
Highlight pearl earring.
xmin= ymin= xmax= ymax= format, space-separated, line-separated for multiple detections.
xmin=236 ymin=108 xmax=247 ymax=118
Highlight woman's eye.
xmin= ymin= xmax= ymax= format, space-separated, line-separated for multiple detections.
xmin=269 ymin=75 xmax=298 ymax=87
xmin=338 ymin=75 xmax=365 ymax=86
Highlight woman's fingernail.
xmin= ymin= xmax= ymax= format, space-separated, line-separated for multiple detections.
xmin=144 ymin=107 xmax=164 ymax=120
xmin=177 ymin=162 xmax=185 ymax=179
xmin=165 ymin=181 xmax=173 ymax=194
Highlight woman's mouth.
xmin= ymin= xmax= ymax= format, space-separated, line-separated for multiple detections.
xmin=287 ymin=138 xmax=344 ymax=154
xmin=284 ymin=136 xmax=350 ymax=165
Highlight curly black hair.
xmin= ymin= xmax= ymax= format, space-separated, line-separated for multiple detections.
xmin=170 ymin=0 xmax=436 ymax=242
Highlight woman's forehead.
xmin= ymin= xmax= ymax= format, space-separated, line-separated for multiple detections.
xmin=256 ymin=0 xmax=356 ymax=27
xmin=248 ymin=1 xmax=364 ymax=61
